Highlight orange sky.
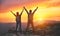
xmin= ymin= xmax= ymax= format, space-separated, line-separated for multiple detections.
xmin=0 ymin=0 xmax=60 ymax=23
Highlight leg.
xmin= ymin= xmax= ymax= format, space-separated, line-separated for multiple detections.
xmin=31 ymin=22 xmax=35 ymax=32
xmin=26 ymin=22 xmax=30 ymax=32
xmin=19 ymin=22 xmax=22 ymax=33
xmin=16 ymin=22 xmax=18 ymax=33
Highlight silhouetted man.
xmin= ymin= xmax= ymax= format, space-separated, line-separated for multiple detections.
xmin=24 ymin=7 xmax=38 ymax=32
xmin=10 ymin=9 xmax=24 ymax=33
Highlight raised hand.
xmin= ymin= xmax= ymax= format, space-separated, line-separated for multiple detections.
xmin=10 ymin=11 xmax=16 ymax=16
xmin=23 ymin=7 xmax=28 ymax=14
xmin=20 ymin=9 xmax=24 ymax=16
xmin=33 ymin=7 xmax=38 ymax=14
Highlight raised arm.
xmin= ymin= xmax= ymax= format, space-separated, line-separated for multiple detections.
xmin=20 ymin=9 xmax=24 ymax=16
xmin=33 ymin=7 xmax=38 ymax=14
xmin=23 ymin=7 xmax=28 ymax=14
xmin=10 ymin=11 xmax=16 ymax=16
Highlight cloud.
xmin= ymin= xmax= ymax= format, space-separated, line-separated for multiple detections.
xmin=0 ymin=0 xmax=50 ymax=13
xmin=49 ymin=0 xmax=60 ymax=2
xmin=0 ymin=0 xmax=4 ymax=4
xmin=0 ymin=0 xmax=60 ymax=13
xmin=1 ymin=0 xmax=49 ymax=6
xmin=47 ymin=0 xmax=60 ymax=7
xmin=51 ymin=2 xmax=60 ymax=7
xmin=0 ymin=0 xmax=2 ymax=4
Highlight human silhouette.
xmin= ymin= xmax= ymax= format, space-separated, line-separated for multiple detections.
xmin=24 ymin=7 xmax=38 ymax=32
xmin=10 ymin=9 xmax=24 ymax=33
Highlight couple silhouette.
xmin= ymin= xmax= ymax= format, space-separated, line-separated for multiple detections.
xmin=10 ymin=7 xmax=38 ymax=33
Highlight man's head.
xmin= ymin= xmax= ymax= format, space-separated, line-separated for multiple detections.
xmin=16 ymin=12 xmax=19 ymax=15
xmin=29 ymin=10 xmax=32 ymax=13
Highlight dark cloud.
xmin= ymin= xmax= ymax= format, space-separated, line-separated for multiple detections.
xmin=0 ymin=0 xmax=2 ymax=4
xmin=0 ymin=0 xmax=6 ymax=4
xmin=1 ymin=0 xmax=59 ymax=13
xmin=1 ymin=0 xmax=49 ymax=7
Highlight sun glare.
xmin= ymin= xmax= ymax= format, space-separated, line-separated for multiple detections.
xmin=39 ymin=18 xmax=44 ymax=22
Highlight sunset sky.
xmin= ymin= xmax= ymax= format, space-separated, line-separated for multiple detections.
xmin=0 ymin=0 xmax=60 ymax=23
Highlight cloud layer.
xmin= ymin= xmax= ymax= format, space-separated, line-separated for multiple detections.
xmin=0 ymin=0 xmax=60 ymax=13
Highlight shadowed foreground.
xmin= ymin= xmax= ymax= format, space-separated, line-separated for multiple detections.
xmin=0 ymin=21 xmax=60 ymax=36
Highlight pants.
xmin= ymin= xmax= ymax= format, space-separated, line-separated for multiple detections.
xmin=16 ymin=21 xmax=22 ymax=32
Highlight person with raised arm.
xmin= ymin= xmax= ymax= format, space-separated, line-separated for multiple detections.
xmin=10 ymin=9 xmax=24 ymax=33
xmin=24 ymin=7 xmax=38 ymax=32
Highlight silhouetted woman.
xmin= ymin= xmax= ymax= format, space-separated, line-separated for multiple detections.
xmin=10 ymin=9 xmax=24 ymax=33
